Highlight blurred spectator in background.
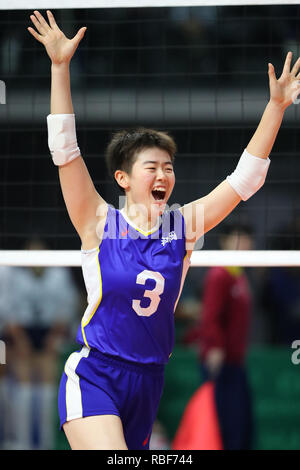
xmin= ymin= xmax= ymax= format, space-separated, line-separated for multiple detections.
xmin=184 ymin=223 xmax=254 ymax=450
xmin=149 ymin=420 xmax=170 ymax=450
xmin=0 ymin=266 xmax=15 ymax=449
xmin=262 ymin=267 xmax=300 ymax=344
xmin=4 ymin=238 xmax=79 ymax=450
xmin=262 ymin=217 xmax=300 ymax=345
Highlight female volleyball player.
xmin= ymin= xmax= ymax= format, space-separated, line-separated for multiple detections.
xmin=28 ymin=10 xmax=300 ymax=450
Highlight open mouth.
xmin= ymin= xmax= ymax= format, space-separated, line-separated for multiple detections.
xmin=151 ymin=189 xmax=166 ymax=201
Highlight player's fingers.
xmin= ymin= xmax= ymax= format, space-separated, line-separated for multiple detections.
xmin=33 ymin=10 xmax=51 ymax=31
xmin=29 ymin=15 xmax=46 ymax=35
xmin=268 ymin=63 xmax=276 ymax=82
xmin=46 ymin=10 xmax=60 ymax=31
xmin=282 ymin=51 xmax=292 ymax=76
xmin=291 ymin=56 xmax=300 ymax=76
xmin=27 ymin=26 xmax=44 ymax=43
xmin=72 ymin=27 xmax=87 ymax=47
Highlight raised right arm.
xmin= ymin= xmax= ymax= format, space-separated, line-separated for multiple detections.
xmin=51 ymin=62 xmax=107 ymax=245
xmin=28 ymin=10 xmax=107 ymax=248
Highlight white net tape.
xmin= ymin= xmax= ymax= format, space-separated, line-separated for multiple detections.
xmin=0 ymin=250 xmax=299 ymax=267
xmin=2 ymin=0 xmax=300 ymax=10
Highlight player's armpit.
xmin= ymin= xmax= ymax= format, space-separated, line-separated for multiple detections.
xmin=179 ymin=179 xmax=241 ymax=248
xmin=58 ymin=156 xmax=108 ymax=245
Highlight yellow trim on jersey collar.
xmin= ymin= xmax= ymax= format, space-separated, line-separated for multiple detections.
xmin=120 ymin=208 xmax=161 ymax=236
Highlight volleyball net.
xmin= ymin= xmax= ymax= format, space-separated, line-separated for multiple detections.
xmin=1 ymin=0 xmax=300 ymax=267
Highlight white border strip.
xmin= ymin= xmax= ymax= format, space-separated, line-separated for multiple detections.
xmin=2 ymin=1 xmax=300 ymax=10
xmin=0 ymin=250 xmax=299 ymax=267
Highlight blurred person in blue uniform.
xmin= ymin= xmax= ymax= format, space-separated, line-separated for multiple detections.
xmin=5 ymin=238 xmax=79 ymax=449
xmin=0 ymin=266 xmax=15 ymax=449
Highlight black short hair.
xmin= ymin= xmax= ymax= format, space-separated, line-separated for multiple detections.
xmin=105 ymin=127 xmax=177 ymax=193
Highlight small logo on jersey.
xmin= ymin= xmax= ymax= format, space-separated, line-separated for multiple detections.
xmin=161 ymin=231 xmax=177 ymax=246
xmin=143 ymin=433 xmax=150 ymax=447
xmin=121 ymin=229 xmax=129 ymax=237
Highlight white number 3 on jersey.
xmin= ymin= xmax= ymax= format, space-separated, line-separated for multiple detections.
xmin=132 ymin=270 xmax=165 ymax=317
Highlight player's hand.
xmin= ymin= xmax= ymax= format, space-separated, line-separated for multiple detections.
xmin=268 ymin=51 xmax=300 ymax=110
xmin=28 ymin=10 xmax=86 ymax=65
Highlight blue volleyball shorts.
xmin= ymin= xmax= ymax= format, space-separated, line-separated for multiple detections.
xmin=58 ymin=346 xmax=165 ymax=450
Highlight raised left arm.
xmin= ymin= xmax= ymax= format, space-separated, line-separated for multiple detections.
xmin=181 ymin=52 xmax=300 ymax=254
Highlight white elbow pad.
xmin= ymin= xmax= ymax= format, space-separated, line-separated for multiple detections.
xmin=47 ymin=114 xmax=81 ymax=166
xmin=226 ymin=149 xmax=271 ymax=201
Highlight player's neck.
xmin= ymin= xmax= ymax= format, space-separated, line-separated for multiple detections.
xmin=122 ymin=201 xmax=161 ymax=233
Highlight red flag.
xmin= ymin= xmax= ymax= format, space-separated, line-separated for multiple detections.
xmin=172 ymin=382 xmax=223 ymax=450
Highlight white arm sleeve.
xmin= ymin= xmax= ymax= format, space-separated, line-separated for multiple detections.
xmin=226 ymin=148 xmax=271 ymax=201
xmin=47 ymin=114 xmax=81 ymax=166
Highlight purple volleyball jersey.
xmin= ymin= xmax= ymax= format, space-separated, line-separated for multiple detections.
xmin=76 ymin=206 xmax=190 ymax=365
